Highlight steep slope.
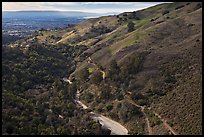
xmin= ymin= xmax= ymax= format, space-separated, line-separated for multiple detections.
xmin=2 ymin=2 xmax=202 ymax=135
xmin=66 ymin=2 xmax=202 ymax=135
xmin=33 ymin=2 xmax=202 ymax=135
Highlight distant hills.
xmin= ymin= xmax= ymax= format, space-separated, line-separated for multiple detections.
xmin=2 ymin=11 xmax=119 ymax=18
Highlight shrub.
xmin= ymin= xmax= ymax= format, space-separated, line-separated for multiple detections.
xmin=90 ymin=70 xmax=103 ymax=85
xmin=123 ymin=13 xmax=128 ymax=16
xmin=82 ymin=91 xmax=94 ymax=103
xmin=137 ymin=99 xmax=149 ymax=106
xmin=102 ymin=128 xmax=111 ymax=135
xmin=195 ymin=3 xmax=202 ymax=10
xmin=107 ymin=59 xmax=120 ymax=81
xmin=117 ymin=103 xmax=122 ymax=108
xmin=162 ymin=10 xmax=169 ymax=15
xmin=76 ymin=68 xmax=89 ymax=83
xmin=105 ymin=104 xmax=113 ymax=112
xmin=127 ymin=21 xmax=135 ymax=32
xmin=100 ymin=88 xmax=111 ymax=100
xmin=120 ymin=52 xmax=145 ymax=78
xmin=131 ymin=92 xmax=144 ymax=100
xmin=175 ymin=5 xmax=185 ymax=10
xmin=116 ymin=92 xmax=124 ymax=101
xmin=164 ymin=73 xmax=177 ymax=84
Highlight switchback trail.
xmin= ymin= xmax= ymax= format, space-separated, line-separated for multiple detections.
xmin=126 ymin=95 xmax=178 ymax=135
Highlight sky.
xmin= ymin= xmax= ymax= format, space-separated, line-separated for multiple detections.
xmin=2 ymin=2 xmax=169 ymax=14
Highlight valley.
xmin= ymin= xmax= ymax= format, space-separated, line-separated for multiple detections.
xmin=2 ymin=2 xmax=202 ymax=135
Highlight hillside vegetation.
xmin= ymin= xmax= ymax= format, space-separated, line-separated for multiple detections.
xmin=2 ymin=2 xmax=202 ymax=135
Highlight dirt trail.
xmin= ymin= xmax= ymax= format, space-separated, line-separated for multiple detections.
xmin=63 ymin=78 xmax=128 ymax=135
xmin=64 ymin=58 xmax=177 ymax=135
xmin=126 ymin=96 xmax=152 ymax=135
xmin=126 ymin=95 xmax=178 ymax=135
xmin=87 ymin=57 xmax=106 ymax=79
xmin=149 ymin=108 xmax=178 ymax=135
xmin=142 ymin=110 xmax=152 ymax=135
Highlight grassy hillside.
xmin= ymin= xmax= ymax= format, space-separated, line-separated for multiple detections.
xmin=69 ymin=2 xmax=202 ymax=135
xmin=2 ymin=2 xmax=202 ymax=135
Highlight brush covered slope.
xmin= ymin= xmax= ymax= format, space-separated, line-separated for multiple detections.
xmin=2 ymin=2 xmax=202 ymax=135
xmin=68 ymin=2 xmax=202 ymax=135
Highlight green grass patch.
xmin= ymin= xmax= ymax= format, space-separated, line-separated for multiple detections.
xmin=109 ymin=30 xmax=146 ymax=55
xmin=133 ymin=18 xmax=150 ymax=29
xmin=132 ymin=14 xmax=160 ymax=30
xmin=99 ymin=25 xmax=126 ymax=44
xmin=88 ymin=67 xmax=94 ymax=73
xmin=78 ymin=38 xmax=98 ymax=47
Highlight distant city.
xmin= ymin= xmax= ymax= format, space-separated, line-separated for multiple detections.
xmin=2 ymin=11 xmax=112 ymax=45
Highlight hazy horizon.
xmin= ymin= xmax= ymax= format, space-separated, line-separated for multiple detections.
xmin=2 ymin=2 xmax=169 ymax=14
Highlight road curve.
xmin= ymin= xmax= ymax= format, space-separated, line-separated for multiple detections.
xmin=75 ymin=90 xmax=128 ymax=135
xmin=63 ymin=78 xmax=129 ymax=135
xmin=90 ymin=112 xmax=128 ymax=135
xmin=75 ymin=90 xmax=88 ymax=109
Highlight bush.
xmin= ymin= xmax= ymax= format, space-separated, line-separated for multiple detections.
xmin=150 ymin=116 xmax=162 ymax=127
xmin=117 ymin=103 xmax=122 ymax=109
xmin=127 ymin=21 xmax=135 ymax=32
xmin=116 ymin=92 xmax=124 ymax=101
xmin=90 ymin=25 xmax=112 ymax=35
xmin=76 ymin=68 xmax=89 ymax=83
xmin=167 ymin=120 xmax=174 ymax=127
xmin=137 ymin=99 xmax=149 ymax=106
xmin=105 ymin=104 xmax=113 ymax=112
xmin=123 ymin=13 xmax=128 ymax=16
xmin=107 ymin=59 xmax=120 ymax=81
xmin=195 ymin=3 xmax=202 ymax=10
xmin=102 ymin=128 xmax=111 ymax=135
xmin=175 ymin=5 xmax=185 ymax=10
xmin=100 ymin=89 xmax=111 ymax=100
xmin=82 ymin=91 xmax=94 ymax=103
xmin=90 ymin=70 xmax=103 ymax=85
xmin=164 ymin=73 xmax=177 ymax=84
xmin=162 ymin=10 xmax=169 ymax=15
xmin=120 ymin=52 xmax=145 ymax=78
xmin=131 ymin=92 xmax=144 ymax=100
xmin=128 ymin=122 xmax=144 ymax=135
xmin=155 ymin=89 xmax=166 ymax=96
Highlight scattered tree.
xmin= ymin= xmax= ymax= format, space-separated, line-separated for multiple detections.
xmin=127 ymin=21 xmax=135 ymax=32
xmin=76 ymin=68 xmax=89 ymax=83
xmin=90 ymin=70 xmax=103 ymax=85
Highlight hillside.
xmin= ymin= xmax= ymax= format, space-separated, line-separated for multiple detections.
xmin=2 ymin=2 xmax=202 ymax=135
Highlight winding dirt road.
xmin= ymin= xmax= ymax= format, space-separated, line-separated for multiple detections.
xmin=63 ymin=78 xmax=128 ymax=135
xmin=91 ymin=112 xmax=128 ymax=135
xmin=63 ymin=56 xmax=177 ymax=135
